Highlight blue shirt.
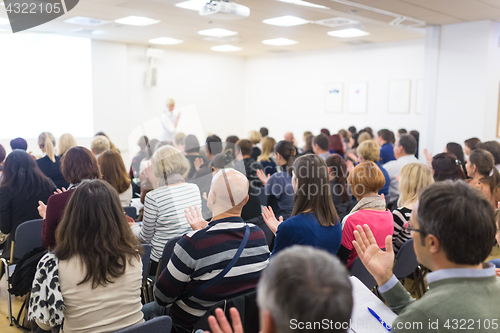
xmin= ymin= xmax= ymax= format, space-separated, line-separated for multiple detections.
xmin=272 ymin=212 xmax=342 ymax=256
xmin=376 ymin=161 xmax=390 ymax=197
xmin=380 ymin=143 xmax=396 ymax=164
xmin=266 ymin=171 xmax=294 ymax=220
xmin=260 ymin=160 xmax=277 ymax=176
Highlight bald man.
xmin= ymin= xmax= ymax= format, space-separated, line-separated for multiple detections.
xmin=150 ymin=169 xmax=270 ymax=331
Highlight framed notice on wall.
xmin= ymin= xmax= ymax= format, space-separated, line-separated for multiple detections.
xmin=326 ymin=82 xmax=343 ymax=113
xmin=388 ymin=79 xmax=411 ymax=114
xmin=347 ymin=82 xmax=368 ymax=114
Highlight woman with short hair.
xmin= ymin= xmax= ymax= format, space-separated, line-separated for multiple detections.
xmin=98 ymin=149 xmax=132 ymax=206
xmin=356 ymin=140 xmax=390 ymax=197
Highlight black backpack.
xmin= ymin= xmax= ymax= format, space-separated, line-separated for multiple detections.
xmin=9 ymin=246 xmax=48 ymax=297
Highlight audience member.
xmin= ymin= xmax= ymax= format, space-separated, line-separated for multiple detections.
xmin=58 ymin=133 xmax=77 ymax=156
xmin=0 ymin=150 xmax=55 ymax=257
xmin=392 ymin=163 xmax=433 ymax=255
xmin=37 ymin=132 xmax=69 ymax=189
xmin=183 ymin=134 xmax=205 ymax=180
xmin=320 ymin=128 xmax=330 ymax=137
xmin=325 ymin=154 xmax=355 ymax=221
xmin=466 ymin=148 xmax=500 ymax=207
xmin=259 ymin=127 xmax=269 ymax=139
xmin=338 ymin=129 xmax=351 ymax=144
xmin=357 ymin=131 xmax=372 ymax=145
xmin=174 ymin=132 xmax=186 ymax=150
xmin=10 ymin=137 xmax=28 ymax=151
xmin=235 ymin=139 xmax=264 ymax=189
xmin=29 ymin=179 xmax=144 ymax=333
xmin=353 ymin=181 xmax=500 ymax=331
xmin=384 ymin=134 xmax=420 ymax=204
xmin=301 ymin=133 xmax=314 ymax=155
xmin=397 ymin=128 xmax=407 ymax=138
xmin=225 ymin=135 xmax=239 ymax=159
xmin=98 ymin=149 xmax=133 ymax=206
xmin=445 ymin=142 xmax=467 ymax=176
xmin=148 ymin=138 xmax=160 ymax=155
xmin=249 ymin=130 xmax=262 ymax=160
xmin=464 ymin=137 xmax=481 ymax=157
xmin=357 ymin=140 xmax=390 ymax=197
xmin=130 ymin=146 xmax=201 ymax=273
xmin=193 ymin=135 xmax=223 ymax=178
xmin=39 ymin=146 xmax=101 ymax=250
xmin=377 ymin=129 xmax=396 ymax=164
xmin=431 ymin=152 xmax=466 ymax=182
xmin=147 ymin=169 xmax=269 ymax=332
xmin=490 ymin=210 xmax=500 ymax=270
xmin=130 ymin=136 xmax=150 ymax=178
xmin=409 ymin=130 xmax=420 ymax=158
xmin=95 ymin=131 xmax=117 ymax=151
xmin=348 ymin=126 xmax=357 ymax=136
xmin=478 ymin=140 xmax=500 ymax=171
xmin=339 ymin=161 xmax=393 ymax=268
xmin=91 ymin=135 xmax=111 ymax=159
xmin=312 ymin=134 xmax=330 ymax=160
xmin=257 ymin=136 xmax=277 ymax=176
xmin=262 ymin=154 xmax=342 ymax=256
xmin=257 ymin=140 xmax=295 ymax=221
xmin=0 ymin=144 xmax=5 ymax=176
xmin=329 ymin=134 xmax=346 ymax=158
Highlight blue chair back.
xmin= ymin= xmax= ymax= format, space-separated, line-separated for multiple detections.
xmin=114 ymin=316 xmax=172 ymax=333
xmin=393 ymin=239 xmax=418 ymax=279
xmin=13 ymin=219 xmax=43 ymax=261
xmin=158 ymin=236 xmax=182 ymax=276
xmin=350 ymin=257 xmax=377 ymax=290
xmin=124 ymin=206 xmax=138 ymax=220
xmin=141 ymin=244 xmax=152 ymax=283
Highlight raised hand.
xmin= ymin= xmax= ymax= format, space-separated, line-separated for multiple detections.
xmin=38 ymin=201 xmax=47 ymax=219
xmin=346 ymin=160 xmax=355 ymax=174
xmin=207 ymin=307 xmax=244 ymax=333
xmin=256 ymin=169 xmax=270 ymax=187
xmin=262 ymin=206 xmax=283 ymax=235
xmin=185 ymin=206 xmax=208 ymax=231
xmin=352 ymin=224 xmax=395 ymax=286
xmin=423 ymin=149 xmax=433 ymax=168
xmin=54 ymin=187 xmax=67 ymax=195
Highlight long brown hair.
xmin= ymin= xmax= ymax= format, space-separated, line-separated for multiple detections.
xmin=292 ymin=154 xmax=339 ymax=226
xmin=325 ymin=154 xmax=349 ymax=203
xmin=98 ymin=149 xmax=131 ymax=193
xmin=275 ymin=140 xmax=296 ymax=176
xmin=54 ymin=179 xmax=142 ymax=288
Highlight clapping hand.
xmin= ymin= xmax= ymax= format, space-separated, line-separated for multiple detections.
xmin=185 ymin=206 xmax=208 ymax=231
xmin=262 ymin=206 xmax=283 ymax=235
xmin=54 ymin=187 xmax=67 ymax=195
xmin=37 ymin=201 xmax=47 ymax=219
xmin=256 ymin=169 xmax=270 ymax=187
xmin=352 ymin=224 xmax=395 ymax=286
xmin=207 ymin=308 xmax=244 ymax=333
xmin=423 ymin=149 xmax=433 ymax=168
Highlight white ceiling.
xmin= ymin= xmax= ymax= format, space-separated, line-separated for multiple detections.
xmin=1 ymin=0 xmax=499 ymax=57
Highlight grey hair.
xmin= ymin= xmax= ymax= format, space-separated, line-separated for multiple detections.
xmin=257 ymin=246 xmax=353 ymax=333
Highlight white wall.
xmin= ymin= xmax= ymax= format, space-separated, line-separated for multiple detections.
xmin=243 ymin=39 xmax=425 ymax=146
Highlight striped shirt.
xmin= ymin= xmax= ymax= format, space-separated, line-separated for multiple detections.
xmin=392 ymin=207 xmax=412 ymax=255
xmin=131 ymin=183 xmax=202 ymax=261
xmin=154 ymin=217 xmax=270 ymax=330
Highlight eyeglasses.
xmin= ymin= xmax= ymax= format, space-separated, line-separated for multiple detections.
xmin=405 ymin=221 xmax=425 ymax=234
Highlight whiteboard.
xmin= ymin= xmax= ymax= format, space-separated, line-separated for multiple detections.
xmin=347 ymin=82 xmax=368 ymax=114
xmin=326 ymin=82 xmax=343 ymax=113
xmin=388 ymin=79 xmax=411 ymax=114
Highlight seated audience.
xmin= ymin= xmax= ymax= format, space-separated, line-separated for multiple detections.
xmin=357 ymin=131 xmax=372 ymax=146
xmin=130 ymin=136 xmax=150 ymax=178
xmin=445 ymin=142 xmax=466 ymax=175
xmin=384 ymin=134 xmax=420 ymax=204
xmin=235 ymin=139 xmax=264 ymax=189
xmin=257 ymin=140 xmax=295 ymax=221
xmin=325 ymin=154 xmax=355 ymax=221
xmin=466 ymin=148 xmax=500 ymax=208
xmin=147 ymin=169 xmax=269 ymax=332
xmin=208 ymin=246 xmax=353 ymax=333
xmin=284 ymin=132 xmax=298 ymax=152
xmin=431 ymin=152 xmax=466 ymax=181
xmin=478 ymin=140 xmax=500 ymax=171
xmin=397 ymin=128 xmax=407 ymax=138
xmin=193 ymin=135 xmax=223 ymax=179
xmin=39 ymin=146 xmax=101 ymax=249
xmin=312 ymin=134 xmax=330 ymax=160
xmin=377 ymin=129 xmax=396 ymax=164
xmin=37 ymin=132 xmax=69 ymax=189
xmin=338 ymin=129 xmax=351 ymax=145
xmin=339 ymin=161 xmax=393 ymax=268
xmin=348 ymin=126 xmax=357 ymax=136
xmin=183 ymin=134 xmax=205 ymax=180
xmin=10 ymin=137 xmax=28 ymax=151
xmin=329 ymin=134 xmax=346 ymax=158
xmin=357 ymin=140 xmax=390 ymax=197
xmin=58 ymin=133 xmax=77 ymax=156
xmin=0 ymin=150 xmax=55 ymax=257
xmin=174 ymin=132 xmax=186 ymax=151
xmin=392 ymin=163 xmax=433 ymax=255
xmin=299 ymin=131 xmax=313 ymax=154
xmin=301 ymin=133 xmax=314 ymax=155
xmin=257 ymin=136 xmax=277 ymax=176
xmin=249 ymin=130 xmax=262 ymax=160
xmin=91 ymin=135 xmax=111 ymax=159
xmin=262 ymin=154 xmax=342 ymax=256
xmin=29 ymin=179 xmax=144 ymax=333
xmin=353 ymin=181 xmax=500 ymax=331
xmin=224 ymin=135 xmax=239 ymax=159
xmin=95 ymin=131 xmax=117 ymax=150
xmin=320 ymin=128 xmax=330 ymax=137
xmin=130 ymin=145 xmax=202 ymax=273
xmin=98 ymin=149 xmax=133 ymax=206
xmin=259 ymin=127 xmax=268 ymax=139
xmin=464 ymin=137 xmax=481 ymax=157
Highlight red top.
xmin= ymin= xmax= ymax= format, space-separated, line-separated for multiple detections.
xmin=341 ymin=209 xmax=394 ymax=269
xmin=42 ymin=189 xmax=75 ymax=249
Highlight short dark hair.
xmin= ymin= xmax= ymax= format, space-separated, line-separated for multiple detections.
xmin=398 ymin=129 xmax=407 ymax=135
xmin=184 ymin=135 xmax=200 ymax=154
xmin=478 ymin=141 xmax=500 ymax=165
xmin=206 ymin=135 xmax=222 ymax=156
xmin=431 ymin=153 xmax=466 ymax=182
xmin=226 ymin=135 xmax=239 ymax=144
xmin=10 ymin=137 xmax=28 ymax=151
xmin=417 ymin=181 xmax=496 ymax=265
xmin=236 ymin=139 xmax=253 ymax=156
xmin=313 ymin=134 xmax=329 ymax=151
xmin=259 ymin=127 xmax=269 ymax=138
xmin=377 ymin=129 xmax=393 ymax=143
xmin=348 ymin=126 xmax=356 ymax=134
xmin=464 ymin=137 xmax=481 ymax=151
xmin=61 ymin=147 xmax=101 ymax=184
xmin=398 ymin=134 xmax=417 ymax=155
xmin=446 ymin=142 xmax=464 ymax=164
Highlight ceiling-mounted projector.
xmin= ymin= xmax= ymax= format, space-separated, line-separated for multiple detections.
xmin=199 ymin=1 xmax=250 ymax=20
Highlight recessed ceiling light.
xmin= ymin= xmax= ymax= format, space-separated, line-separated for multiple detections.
xmin=175 ymin=0 xmax=208 ymax=11
xmin=211 ymin=45 xmax=242 ymax=52
xmin=0 ymin=17 xmax=10 ymax=25
xmin=277 ymin=0 xmax=329 ymax=9
xmin=149 ymin=37 xmax=184 ymax=45
xmin=64 ymin=16 xmax=110 ymax=26
xmin=198 ymin=28 xmax=238 ymax=37
xmin=262 ymin=38 xmax=298 ymax=46
xmin=263 ymin=16 xmax=309 ymax=27
xmin=115 ymin=16 xmax=160 ymax=26
xmin=328 ymin=28 xmax=370 ymax=38
xmin=0 ymin=2 xmax=4 ymax=6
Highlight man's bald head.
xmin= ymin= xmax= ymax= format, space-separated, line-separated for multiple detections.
xmin=285 ymin=132 xmax=294 ymax=142
xmin=207 ymin=168 xmax=249 ymax=216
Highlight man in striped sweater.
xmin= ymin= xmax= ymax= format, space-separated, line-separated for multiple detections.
xmin=153 ymin=169 xmax=270 ymax=332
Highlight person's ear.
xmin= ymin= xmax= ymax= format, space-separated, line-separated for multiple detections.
xmin=261 ymin=310 xmax=276 ymax=333
xmin=427 ymin=234 xmax=440 ymax=254
xmin=243 ymin=194 xmax=249 ymax=206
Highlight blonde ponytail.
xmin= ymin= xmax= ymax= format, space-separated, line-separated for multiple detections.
xmin=38 ymin=132 xmax=56 ymax=162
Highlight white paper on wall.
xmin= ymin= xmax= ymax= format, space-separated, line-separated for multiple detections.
xmin=348 ymin=82 xmax=368 ymax=114
xmin=326 ymin=82 xmax=343 ymax=113
xmin=388 ymin=79 xmax=411 ymax=114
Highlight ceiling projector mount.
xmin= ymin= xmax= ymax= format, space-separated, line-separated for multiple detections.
xmin=200 ymin=0 xmax=250 ymax=20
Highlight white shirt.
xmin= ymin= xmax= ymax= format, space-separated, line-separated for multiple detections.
xmin=119 ymin=185 xmax=133 ymax=207
xmin=160 ymin=108 xmax=179 ymax=142
xmin=384 ymin=154 xmax=425 ymax=203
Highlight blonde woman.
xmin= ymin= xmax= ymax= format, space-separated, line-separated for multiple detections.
xmin=58 ymin=133 xmax=77 ymax=156
xmin=392 ymin=163 xmax=433 ymax=254
xmin=37 ymin=132 xmax=69 ymax=189
xmin=257 ymin=136 xmax=277 ymax=175
xmin=357 ymin=140 xmax=390 ymax=197
xmin=249 ymin=130 xmax=262 ymax=160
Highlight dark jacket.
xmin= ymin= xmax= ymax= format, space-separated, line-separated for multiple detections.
xmin=36 ymin=155 xmax=69 ymax=189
